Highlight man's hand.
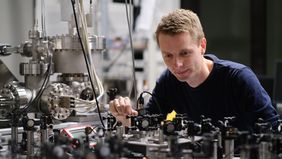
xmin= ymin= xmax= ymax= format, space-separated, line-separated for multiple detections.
xmin=109 ymin=96 xmax=138 ymax=126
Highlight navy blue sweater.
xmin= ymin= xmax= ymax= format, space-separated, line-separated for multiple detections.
xmin=146 ymin=54 xmax=279 ymax=131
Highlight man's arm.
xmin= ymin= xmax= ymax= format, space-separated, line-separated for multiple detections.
xmin=234 ymin=67 xmax=280 ymax=127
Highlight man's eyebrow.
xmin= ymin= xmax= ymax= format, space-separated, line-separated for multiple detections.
xmin=181 ymin=48 xmax=193 ymax=52
xmin=161 ymin=51 xmax=172 ymax=54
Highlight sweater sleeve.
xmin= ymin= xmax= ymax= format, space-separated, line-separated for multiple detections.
xmin=233 ymin=67 xmax=280 ymax=127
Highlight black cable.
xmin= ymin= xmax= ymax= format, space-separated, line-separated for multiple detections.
xmin=137 ymin=91 xmax=161 ymax=114
xmin=20 ymin=49 xmax=52 ymax=114
xmin=71 ymin=0 xmax=105 ymax=128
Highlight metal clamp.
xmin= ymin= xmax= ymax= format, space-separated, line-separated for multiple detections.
xmin=0 ymin=44 xmax=11 ymax=56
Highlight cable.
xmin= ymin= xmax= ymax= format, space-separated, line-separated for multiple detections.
xmin=20 ymin=48 xmax=52 ymax=114
xmin=73 ymin=97 xmax=98 ymax=113
xmin=77 ymin=0 xmax=105 ymax=126
xmin=71 ymin=0 xmax=105 ymax=128
xmin=78 ymin=0 xmax=104 ymax=95
xmin=18 ymin=0 xmax=50 ymax=114
xmin=124 ymin=0 xmax=137 ymax=104
xmin=137 ymin=91 xmax=161 ymax=114
xmin=21 ymin=0 xmax=57 ymax=113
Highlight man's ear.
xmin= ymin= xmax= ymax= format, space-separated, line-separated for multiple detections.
xmin=200 ymin=37 xmax=207 ymax=54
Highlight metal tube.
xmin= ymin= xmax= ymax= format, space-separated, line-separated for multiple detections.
xmin=27 ymin=130 xmax=34 ymax=159
xmin=40 ymin=129 xmax=48 ymax=144
xmin=240 ymin=145 xmax=250 ymax=159
xmin=213 ymin=139 xmax=218 ymax=159
xmin=11 ymin=126 xmax=18 ymax=154
xmin=259 ymin=142 xmax=271 ymax=159
xmin=116 ymin=125 xmax=125 ymax=139
xmin=158 ymin=128 xmax=164 ymax=144
xmin=224 ymin=139 xmax=234 ymax=159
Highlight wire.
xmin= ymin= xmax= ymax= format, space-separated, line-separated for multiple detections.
xmin=137 ymin=91 xmax=161 ymax=114
xmin=20 ymin=48 xmax=53 ymax=114
xmin=78 ymin=0 xmax=105 ymax=125
xmin=18 ymin=0 xmax=50 ymax=114
xmin=73 ymin=97 xmax=98 ymax=113
xmin=71 ymin=0 xmax=105 ymax=128
xmin=124 ymin=0 xmax=137 ymax=104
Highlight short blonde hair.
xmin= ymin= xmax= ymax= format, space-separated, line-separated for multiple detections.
xmin=155 ymin=9 xmax=205 ymax=45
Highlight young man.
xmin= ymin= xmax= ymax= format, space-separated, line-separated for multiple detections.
xmin=109 ymin=9 xmax=279 ymax=131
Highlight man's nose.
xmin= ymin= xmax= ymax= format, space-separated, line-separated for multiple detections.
xmin=174 ymin=57 xmax=184 ymax=67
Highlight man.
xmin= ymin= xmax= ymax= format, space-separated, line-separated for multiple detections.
xmin=109 ymin=9 xmax=279 ymax=131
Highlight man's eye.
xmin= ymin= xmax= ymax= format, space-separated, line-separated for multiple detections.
xmin=181 ymin=51 xmax=189 ymax=56
xmin=165 ymin=54 xmax=172 ymax=58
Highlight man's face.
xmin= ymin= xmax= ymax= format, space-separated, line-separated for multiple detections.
xmin=158 ymin=32 xmax=206 ymax=82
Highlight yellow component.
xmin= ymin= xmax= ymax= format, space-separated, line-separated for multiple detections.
xmin=166 ymin=110 xmax=177 ymax=121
